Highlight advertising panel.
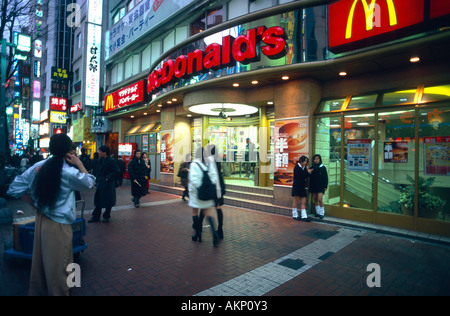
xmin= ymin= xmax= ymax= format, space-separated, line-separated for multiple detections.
xmin=85 ymin=23 xmax=101 ymax=106
xmin=160 ymin=130 xmax=174 ymax=174
xmin=274 ymin=117 xmax=309 ymax=187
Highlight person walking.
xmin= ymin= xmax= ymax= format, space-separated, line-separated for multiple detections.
xmin=178 ymin=153 xmax=191 ymax=201
xmin=292 ymin=155 xmax=310 ymax=222
xmin=79 ymin=148 xmax=92 ymax=172
xmin=114 ymin=155 xmax=126 ymax=187
xmin=141 ymin=152 xmax=151 ymax=194
xmin=309 ymin=154 xmax=328 ymax=219
xmin=89 ymin=146 xmax=120 ymax=223
xmin=189 ymin=147 xmax=221 ymax=247
xmin=127 ymin=149 xmax=147 ymax=207
xmin=206 ymin=144 xmax=226 ymax=239
xmin=7 ymin=134 xmax=95 ymax=296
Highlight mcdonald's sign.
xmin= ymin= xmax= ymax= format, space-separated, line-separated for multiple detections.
xmin=104 ymin=80 xmax=146 ymax=113
xmin=329 ymin=0 xmax=426 ymax=52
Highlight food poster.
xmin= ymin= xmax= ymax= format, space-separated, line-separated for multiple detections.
xmin=160 ymin=130 xmax=174 ymax=174
xmin=384 ymin=141 xmax=408 ymax=163
xmin=424 ymin=136 xmax=450 ymax=175
xmin=347 ymin=139 xmax=371 ymax=172
xmin=274 ymin=117 xmax=309 ymax=186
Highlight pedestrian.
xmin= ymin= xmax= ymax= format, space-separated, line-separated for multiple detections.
xmin=91 ymin=152 xmax=99 ymax=176
xmin=141 ymin=152 xmax=151 ymax=194
xmin=292 ymin=155 xmax=310 ymax=222
xmin=88 ymin=146 xmax=120 ymax=223
xmin=189 ymin=147 xmax=221 ymax=247
xmin=127 ymin=149 xmax=147 ymax=207
xmin=79 ymin=148 xmax=92 ymax=172
xmin=29 ymin=149 xmax=43 ymax=166
xmin=7 ymin=133 xmax=95 ymax=296
xmin=178 ymin=153 xmax=191 ymax=201
xmin=114 ymin=154 xmax=126 ymax=187
xmin=206 ymin=144 xmax=226 ymax=239
xmin=309 ymin=154 xmax=328 ymax=219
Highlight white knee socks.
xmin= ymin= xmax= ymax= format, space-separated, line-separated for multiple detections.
xmin=315 ymin=205 xmax=325 ymax=216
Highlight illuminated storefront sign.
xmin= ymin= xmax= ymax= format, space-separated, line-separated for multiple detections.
xmin=50 ymin=111 xmax=67 ymax=124
xmin=50 ymin=96 xmax=68 ymax=111
xmin=147 ymin=26 xmax=287 ymax=94
xmin=70 ymin=102 xmax=81 ymax=113
xmin=104 ymin=80 xmax=146 ymax=113
xmin=328 ymin=0 xmax=450 ymax=52
xmin=85 ymin=23 xmax=102 ymax=106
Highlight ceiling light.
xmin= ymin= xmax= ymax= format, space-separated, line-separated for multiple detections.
xmin=143 ymin=112 xmax=148 ymax=115
xmin=233 ymin=83 xmax=239 ymax=87
xmin=157 ymin=104 xmax=162 ymax=107
xmin=267 ymin=101 xmax=274 ymax=105
xmin=188 ymin=103 xmax=258 ymax=116
xmin=187 ymin=114 xmax=192 ymax=117
xmin=410 ymin=57 xmax=420 ymax=63
xmin=251 ymin=80 xmax=258 ymax=85
xmin=167 ymin=100 xmax=172 ymax=104
xmin=282 ymin=76 xmax=289 ymax=80
xmin=156 ymin=109 xmax=161 ymax=113
xmin=339 ymin=71 xmax=347 ymax=76
xmin=172 ymin=98 xmax=177 ymax=102
xmin=130 ymin=115 xmax=135 ymax=118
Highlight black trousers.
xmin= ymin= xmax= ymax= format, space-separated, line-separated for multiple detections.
xmin=92 ymin=206 xmax=112 ymax=220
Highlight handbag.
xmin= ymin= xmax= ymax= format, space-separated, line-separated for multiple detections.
xmin=195 ymin=162 xmax=216 ymax=201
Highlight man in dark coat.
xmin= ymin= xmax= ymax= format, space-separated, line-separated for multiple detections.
xmin=88 ymin=146 xmax=120 ymax=223
xmin=127 ymin=149 xmax=147 ymax=207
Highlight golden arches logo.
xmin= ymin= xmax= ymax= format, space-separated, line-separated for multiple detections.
xmin=345 ymin=0 xmax=398 ymax=39
xmin=105 ymin=94 xmax=114 ymax=112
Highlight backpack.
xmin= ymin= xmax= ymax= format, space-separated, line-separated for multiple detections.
xmin=195 ymin=162 xmax=216 ymax=201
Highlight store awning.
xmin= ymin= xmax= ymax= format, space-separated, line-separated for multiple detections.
xmin=126 ymin=123 xmax=161 ymax=134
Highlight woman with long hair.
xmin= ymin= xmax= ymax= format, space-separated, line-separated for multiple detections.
xmin=309 ymin=154 xmax=328 ymax=219
xmin=8 ymin=134 xmax=95 ymax=295
xmin=189 ymin=146 xmax=221 ymax=247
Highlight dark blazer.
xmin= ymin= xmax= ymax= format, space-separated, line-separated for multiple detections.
xmin=292 ymin=163 xmax=309 ymax=197
xmin=309 ymin=164 xmax=328 ymax=193
xmin=94 ymin=156 xmax=120 ymax=208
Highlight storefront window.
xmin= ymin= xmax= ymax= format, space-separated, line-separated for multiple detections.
xmin=317 ymin=98 xmax=346 ymax=112
xmin=314 ymin=116 xmax=341 ymax=206
xmin=377 ymin=110 xmax=415 ymax=215
xmin=382 ymin=89 xmax=417 ymax=106
xmin=343 ymin=113 xmax=375 ymax=210
xmin=421 ymin=84 xmax=450 ymax=103
xmin=418 ymin=105 xmax=450 ymax=221
xmin=346 ymin=94 xmax=377 ymax=110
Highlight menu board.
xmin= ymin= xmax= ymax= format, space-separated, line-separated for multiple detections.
xmin=274 ymin=117 xmax=309 ymax=186
xmin=424 ymin=136 xmax=450 ymax=175
xmin=347 ymin=139 xmax=371 ymax=172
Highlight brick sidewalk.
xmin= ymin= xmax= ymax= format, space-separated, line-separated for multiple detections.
xmin=1 ymin=185 xmax=449 ymax=296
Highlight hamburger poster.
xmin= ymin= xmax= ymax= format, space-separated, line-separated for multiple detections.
xmin=274 ymin=117 xmax=309 ymax=186
xmin=160 ymin=130 xmax=174 ymax=174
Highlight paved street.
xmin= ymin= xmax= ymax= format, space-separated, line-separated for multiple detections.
xmin=1 ymin=183 xmax=449 ymax=297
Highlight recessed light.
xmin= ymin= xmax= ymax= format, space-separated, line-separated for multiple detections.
xmin=172 ymin=98 xmax=177 ymax=102
xmin=130 ymin=115 xmax=134 ymax=118
xmin=410 ymin=57 xmax=420 ymax=63
xmin=282 ymin=76 xmax=289 ymax=80
xmin=167 ymin=100 xmax=172 ymax=104
xmin=339 ymin=71 xmax=347 ymax=76
xmin=156 ymin=109 xmax=161 ymax=113
xmin=233 ymin=83 xmax=239 ymax=87
xmin=267 ymin=101 xmax=274 ymax=105
xmin=251 ymin=80 xmax=258 ymax=85
xmin=187 ymin=114 xmax=192 ymax=117
xmin=143 ymin=112 xmax=148 ymax=115
xmin=157 ymin=104 xmax=162 ymax=107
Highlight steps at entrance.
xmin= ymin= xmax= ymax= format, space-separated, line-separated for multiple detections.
xmin=150 ymin=183 xmax=291 ymax=217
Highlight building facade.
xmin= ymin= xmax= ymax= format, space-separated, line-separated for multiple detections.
xmin=102 ymin=0 xmax=450 ymax=236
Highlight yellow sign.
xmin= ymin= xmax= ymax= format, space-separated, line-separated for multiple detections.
xmin=105 ymin=94 xmax=114 ymax=112
xmin=49 ymin=111 xmax=67 ymax=124
xmin=345 ymin=0 xmax=398 ymax=39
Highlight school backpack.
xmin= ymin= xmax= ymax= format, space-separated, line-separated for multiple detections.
xmin=195 ymin=162 xmax=216 ymax=201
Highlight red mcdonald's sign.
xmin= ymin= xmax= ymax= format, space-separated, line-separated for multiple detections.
xmin=104 ymin=80 xmax=146 ymax=113
xmin=328 ymin=0 xmax=450 ymax=53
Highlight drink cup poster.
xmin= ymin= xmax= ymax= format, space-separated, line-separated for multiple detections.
xmin=274 ymin=117 xmax=309 ymax=186
xmin=160 ymin=131 xmax=174 ymax=174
